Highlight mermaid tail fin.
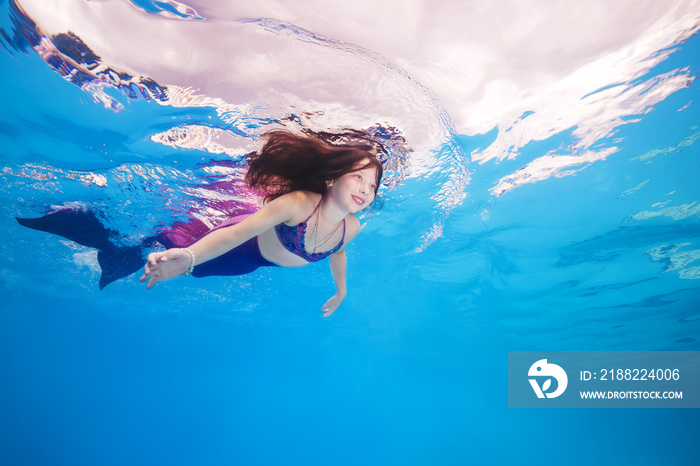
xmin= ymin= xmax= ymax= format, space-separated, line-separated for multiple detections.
xmin=16 ymin=208 xmax=114 ymax=252
xmin=16 ymin=208 xmax=147 ymax=289
xmin=97 ymin=245 xmax=146 ymax=290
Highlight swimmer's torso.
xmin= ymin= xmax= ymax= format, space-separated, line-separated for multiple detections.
xmin=257 ymin=219 xmax=347 ymax=267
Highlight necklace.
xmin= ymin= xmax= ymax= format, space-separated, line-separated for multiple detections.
xmin=310 ymin=199 xmax=344 ymax=253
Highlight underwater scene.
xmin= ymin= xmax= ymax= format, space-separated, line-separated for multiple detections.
xmin=1 ymin=0 xmax=699 ymax=464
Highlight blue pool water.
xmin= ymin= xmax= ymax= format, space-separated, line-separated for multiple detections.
xmin=1 ymin=0 xmax=699 ymax=464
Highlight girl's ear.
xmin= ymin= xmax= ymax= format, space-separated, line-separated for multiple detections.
xmin=325 ymin=179 xmax=334 ymax=188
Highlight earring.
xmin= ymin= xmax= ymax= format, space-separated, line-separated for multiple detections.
xmin=326 ymin=180 xmax=334 ymax=188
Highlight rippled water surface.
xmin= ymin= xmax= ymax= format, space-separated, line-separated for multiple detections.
xmin=1 ymin=0 xmax=699 ymax=464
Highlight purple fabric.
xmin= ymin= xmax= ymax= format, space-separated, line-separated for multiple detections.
xmin=274 ymin=199 xmax=346 ymax=263
xmin=158 ymin=214 xmax=278 ymax=277
xmin=17 ymin=208 xmax=279 ymax=287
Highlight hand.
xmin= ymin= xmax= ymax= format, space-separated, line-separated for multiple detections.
xmin=321 ymin=294 xmax=344 ymax=317
xmin=139 ymin=248 xmax=191 ymax=289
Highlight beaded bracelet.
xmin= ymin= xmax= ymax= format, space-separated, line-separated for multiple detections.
xmin=182 ymin=248 xmax=196 ymax=276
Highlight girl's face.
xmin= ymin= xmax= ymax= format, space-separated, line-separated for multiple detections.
xmin=330 ymin=159 xmax=378 ymax=213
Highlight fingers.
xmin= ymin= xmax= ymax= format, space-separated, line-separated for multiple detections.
xmin=146 ymin=275 xmax=158 ymax=290
xmin=321 ymin=301 xmax=336 ymax=317
xmin=140 ymin=268 xmax=157 ymax=287
xmin=141 ymin=268 xmax=160 ymax=289
xmin=146 ymin=252 xmax=158 ymax=265
xmin=141 ymin=262 xmax=156 ymax=284
xmin=146 ymin=254 xmax=167 ymax=268
xmin=141 ymin=253 xmax=163 ymax=288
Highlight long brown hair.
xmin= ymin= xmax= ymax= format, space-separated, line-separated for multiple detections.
xmin=245 ymin=130 xmax=383 ymax=203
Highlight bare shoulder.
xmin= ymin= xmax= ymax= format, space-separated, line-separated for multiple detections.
xmin=343 ymin=214 xmax=362 ymax=242
xmin=275 ymin=190 xmax=316 ymax=204
xmin=273 ymin=190 xmax=321 ymax=224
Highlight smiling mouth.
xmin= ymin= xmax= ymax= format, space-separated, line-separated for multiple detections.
xmin=352 ymin=195 xmax=365 ymax=206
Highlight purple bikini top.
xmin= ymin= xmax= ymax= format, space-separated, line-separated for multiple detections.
xmin=275 ymin=199 xmax=346 ymax=262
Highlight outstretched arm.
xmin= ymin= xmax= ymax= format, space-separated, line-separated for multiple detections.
xmin=322 ymin=250 xmax=347 ymax=317
xmin=140 ymin=192 xmax=304 ymax=288
xmin=320 ymin=215 xmax=362 ymax=317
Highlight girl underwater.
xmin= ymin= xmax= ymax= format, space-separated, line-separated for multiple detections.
xmin=17 ymin=130 xmax=384 ymax=317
